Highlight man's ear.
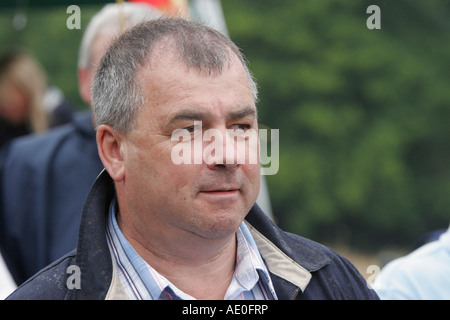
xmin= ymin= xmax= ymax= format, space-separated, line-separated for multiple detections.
xmin=97 ymin=124 xmax=125 ymax=182
xmin=78 ymin=68 xmax=92 ymax=105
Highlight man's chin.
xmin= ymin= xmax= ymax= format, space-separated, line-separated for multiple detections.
xmin=190 ymin=214 xmax=245 ymax=240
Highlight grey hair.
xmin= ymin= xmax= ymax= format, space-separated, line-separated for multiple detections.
xmin=92 ymin=18 xmax=259 ymax=133
xmin=77 ymin=2 xmax=162 ymax=69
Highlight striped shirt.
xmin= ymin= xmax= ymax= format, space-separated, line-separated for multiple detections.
xmin=105 ymin=198 xmax=277 ymax=300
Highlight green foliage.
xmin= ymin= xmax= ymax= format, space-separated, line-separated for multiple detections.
xmin=0 ymin=4 xmax=103 ymax=110
xmin=223 ymin=0 xmax=450 ymax=250
xmin=0 ymin=1 xmax=448 ymax=251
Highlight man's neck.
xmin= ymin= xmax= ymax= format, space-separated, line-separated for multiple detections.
xmin=118 ymin=213 xmax=238 ymax=300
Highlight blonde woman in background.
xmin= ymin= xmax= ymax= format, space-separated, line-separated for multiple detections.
xmin=0 ymin=49 xmax=74 ymax=147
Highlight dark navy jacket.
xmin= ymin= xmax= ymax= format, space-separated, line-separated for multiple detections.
xmin=0 ymin=111 xmax=104 ymax=285
xmin=6 ymin=170 xmax=379 ymax=300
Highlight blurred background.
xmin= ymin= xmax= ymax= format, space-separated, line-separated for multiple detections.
xmin=0 ymin=0 xmax=448 ymax=273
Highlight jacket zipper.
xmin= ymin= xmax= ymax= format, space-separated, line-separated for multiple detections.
xmin=290 ymin=288 xmax=300 ymax=300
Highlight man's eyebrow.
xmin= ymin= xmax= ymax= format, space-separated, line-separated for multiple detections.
xmin=169 ymin=111 xmax=210 ymax=125
xmin=168 ymin=106 xmax=257 ymax=126
xmin=227 ymin=107 xmax=257 ymax=121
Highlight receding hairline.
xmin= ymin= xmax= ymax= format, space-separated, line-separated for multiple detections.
xmin=133 ymin=37 xmax=254 ymax=106
xmin=126 ymin=23 xmax=255 ymax=100
xmin=92 ymin=18 xmax=258 ymax=133
xmin=136 ymin=35 xmax=239 ymax=73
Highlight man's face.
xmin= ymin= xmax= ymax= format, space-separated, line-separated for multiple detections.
xmin=119 ymin=50 xmax=260 ymax=240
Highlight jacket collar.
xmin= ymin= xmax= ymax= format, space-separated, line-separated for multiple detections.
xmin=245 ymin=203 xmax=331 ymax=272
xmin=66 ymin=169 xmax=115 ymax=299
xmin=244 ymin=221 xmax=311 ymax=298
xmin=244 ymin=203 xmax=331 ymax=299
xmin=68 ymin=169 xmax=330 ymax=300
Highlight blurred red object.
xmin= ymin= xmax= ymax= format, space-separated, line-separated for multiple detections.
xmin=129 ymin=0 xmax=169 ymax=8
xmin=128 ymin=0 xmax=189 ymax=16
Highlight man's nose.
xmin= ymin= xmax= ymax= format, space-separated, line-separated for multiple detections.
xmin=203 ymin=128 xmax=241 ymax=170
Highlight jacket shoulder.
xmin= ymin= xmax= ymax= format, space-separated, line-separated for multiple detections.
xmin=246 ymin=205 xmax=378 ymax=299
xmin=3 ymin=124 xmax=75 ymax=162
xmin=295 ymin=236 xmax=379 ymax=299
xmin=6 ymin=250 xmax=76 ymax=300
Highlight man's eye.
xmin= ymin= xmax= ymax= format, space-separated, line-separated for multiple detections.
xmin=184 ymin=124 xmax=202 ymax=133
xmin=233 ymin=124 xmax=251 ymax=131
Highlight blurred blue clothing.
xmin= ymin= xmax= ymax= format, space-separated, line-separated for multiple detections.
xmin=373 ymin=225 xmax=450 ymax=299
xmin=0 ymin=111 xmax=103 ymax=285
xmin=412 ymin=228 xmax=446 ymax=250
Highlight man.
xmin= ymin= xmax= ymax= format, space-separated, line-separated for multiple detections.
xmin=7 ymin=18 xmax=378 ymax=300
xmin=0 ymin=3 xmax=162 ymax=286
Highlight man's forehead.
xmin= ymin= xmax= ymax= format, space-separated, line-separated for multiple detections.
xmin=138 ymin=47 xmax=249 ymax=96
xmin=134 ymin=42 xmax=255 ymax=123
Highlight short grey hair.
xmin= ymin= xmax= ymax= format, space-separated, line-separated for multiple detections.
xmin=92 ymin=18 xmax=258 ymax=133
xmin=77 ymin=2 xmax=162 ymax=69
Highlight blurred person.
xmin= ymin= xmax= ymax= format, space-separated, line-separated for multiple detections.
xmin=8 ymin=18 xmax=378 ymax=300
xmin=0 ymin=49 xmax=74 ymax=148
xmin=372 ymin=224 xmax=450 ymax=299
xmin=412 ymin=228 xmax=446 ymax=250
xmin=0 ymin=2 xmax=162 ymax=288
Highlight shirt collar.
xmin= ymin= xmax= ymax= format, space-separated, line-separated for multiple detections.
xmin=227 ymin=221 xmax=277 ymax=299
xmin=106 ymin=198 xmax=276 ymax=300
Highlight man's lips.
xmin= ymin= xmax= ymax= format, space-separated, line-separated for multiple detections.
xmin=199 ymin=188 xmax=240 ymax=194
xmin=201 ymin=189 xmax=239 ymax=193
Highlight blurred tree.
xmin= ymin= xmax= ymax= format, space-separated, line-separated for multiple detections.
xmin=223 ymin=0 xmax=450 ymax=251
xmin=0 ymin=0 xmax=448 ymax=252
xmin=0 ymin=5 xmax=103 ymax=110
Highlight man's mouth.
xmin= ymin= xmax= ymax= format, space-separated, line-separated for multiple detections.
xmin=202 ymin=189 xmax=238 ymax=193
xmin=199 ymin=188 xmax=240 ymax=195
